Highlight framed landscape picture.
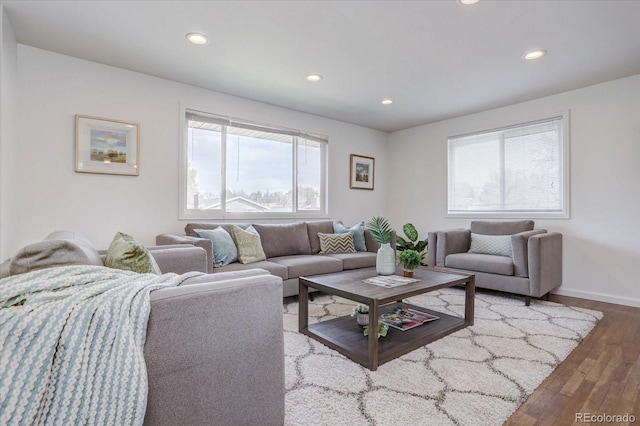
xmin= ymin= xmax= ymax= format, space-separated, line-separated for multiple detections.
xmin=75 ymin=115 xmax=139 ymax=176
xmin=350 ymin=154 xmax=375 ymax=190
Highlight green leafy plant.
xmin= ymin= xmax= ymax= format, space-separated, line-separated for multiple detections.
xmin=350 ymin=303 xmax=369 ymax=316
xmin=363 ymin=322 xmax=389 ymax=338
xmin=398 ymin=249 xmax=422 ymax=270
xmin=396 ymin=223 xmax=428 ymax=260
xmin=366 ymin=216 xmax=394 ymax=245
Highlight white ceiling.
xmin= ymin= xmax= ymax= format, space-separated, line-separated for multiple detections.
xmin=3 ymin=0 xmax=640 ymax=132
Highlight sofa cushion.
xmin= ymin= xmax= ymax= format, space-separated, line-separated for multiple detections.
xmin=470 ymin=220 xmax=534 ymax=235
xmin=468 ymin=233 xmax=513 ymax=257
xmin=214 ymin=260 xmax=288 ymax=280
xmin=318 ymin=232 xmax=356 ymax=254
xmin=253 ymin=223 xmax=311 ymax=258
xmin=231 ymin=225 xmax=267 ymax=264
xmin=269 ymin=255 xmax=343 ymax=279
xmin=9 ymin=231 xmax=103 ymax=275
xmin=445 ymin=253 xmax=514 ymax=276
xmin=194 ymin=227 xmax=238 ymax=267
xmin=326 ymin=252 xmax=377 ymax=270
xmin=105 ymin=232 xmax=162 ymax=274
xmin=333 ymin=221 xmax=367 ymax=252
xmin=185 ymin=222 xmax=250 ymax=237
xmin=306 ymin=221 xmax=334 ymax=254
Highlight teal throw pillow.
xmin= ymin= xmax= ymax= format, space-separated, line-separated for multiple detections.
xmin=333 ymin=221 xmax=367 ymax=251
xmin=231 ymin=225 xmax=267 ymax=264
xmin=468 ymin=233 xmax=513 ymax=257
xmin=195 ymin=227 xmax=238 ymax=267
xmin=105 ymin=232 xmax=162 ymax=274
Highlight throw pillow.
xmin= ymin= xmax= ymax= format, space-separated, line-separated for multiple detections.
xmin=231 ymin=225 xmax=267 ymax=264
xmin=318 ymin=232 xmax=357 ymax=254
xmin=105 ymin=232 xmax=162 ymax=274
xmin=333 ymin=221 xmax=367 ymax=252
xmin=195 ymin=227 xmax=238 ymax=267
xmin=468 ymin=233 xmax=513 ymax=257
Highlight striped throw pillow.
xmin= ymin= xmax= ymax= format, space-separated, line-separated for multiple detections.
xmin=318 ymin=232 xmax=357 ymax=254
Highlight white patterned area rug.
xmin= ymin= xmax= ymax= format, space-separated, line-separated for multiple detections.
xmin=283 ymin=288 xmax=602 ymax=426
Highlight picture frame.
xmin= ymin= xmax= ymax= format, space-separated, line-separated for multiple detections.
xmin=349 ymin=154 xmax=375 ymax=190
xmin=75 ymin=115 xmax=140 ymax=176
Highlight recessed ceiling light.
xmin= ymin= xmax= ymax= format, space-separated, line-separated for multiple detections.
xmin=381 ymin=99 xmax=393 ymax=105
xmin=522 ymin=49 xmax=547 ymax=60
xmin=305 ymin=74 xmax=322 ymax=82
xmin=457 ymin=0 xmax=480 ymax=5
xmin=186 ymin=32 xmax=209 ymax=45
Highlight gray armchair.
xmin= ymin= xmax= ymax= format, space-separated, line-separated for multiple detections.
xmin=427 ymin=220 xmax=562 ymax=305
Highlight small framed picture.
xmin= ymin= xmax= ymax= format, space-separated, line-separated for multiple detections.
xmin=75 ymin=115 xmax=139 ymax=176
xmin=350 ymin=154 xmax=375 ymax=190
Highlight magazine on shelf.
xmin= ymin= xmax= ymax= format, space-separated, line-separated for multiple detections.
xmin=380 ymin=307 xmax=439 ymax=331
xmin=362 ymin=275 xmax=420 ymax=288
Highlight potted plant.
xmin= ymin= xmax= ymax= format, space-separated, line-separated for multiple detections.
xmin=398 ymin=249 xmax=422 ymax=277
xmin=363 ymin=322 xmax=389 ymax=338
xmin=366 ymin=216 xmax=395 ymax=275
xmin=396 ymin=223 xmax=428 ymax=262
xmin=351 ymin=303 xmax=370 ymax=326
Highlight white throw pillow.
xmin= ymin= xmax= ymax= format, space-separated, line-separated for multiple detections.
xmin=468 ymin=233 xmax=513 ymax=257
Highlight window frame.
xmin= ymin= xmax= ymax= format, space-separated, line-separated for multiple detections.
xmin=446 ymin=111 xmax=570 ymax=219
xmin=179 ymin=105 xmax=329 ymax=220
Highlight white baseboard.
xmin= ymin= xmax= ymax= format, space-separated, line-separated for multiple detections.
xmin=552 ymin=288 xmax=640 ymax=308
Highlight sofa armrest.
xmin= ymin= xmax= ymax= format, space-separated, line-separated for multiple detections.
xmin=144 ymin=273 xmax=284 ymax=426
xmin=435 ymin=229 xmax=470 ymax=267
xmin=511 ymin=230 xmax=547 ymax=277
xmin=147 ymin=245 xmax=208 ymax=274
xmin=156 ymin=233 xmax=214 ymax=273
xmin=528 ymin=232 xmax=563 ymax=297
xmin=426 ymin=232 xmax=437 ymax=267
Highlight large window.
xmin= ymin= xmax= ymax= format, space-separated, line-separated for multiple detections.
xmin=448 ymin=113 xmax=569 ymax=218
xmin=181 ymin=109 xmax=327 ymax=219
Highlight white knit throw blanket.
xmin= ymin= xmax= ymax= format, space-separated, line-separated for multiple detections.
xmin=0 ymin=265 xmax=199 ymax=425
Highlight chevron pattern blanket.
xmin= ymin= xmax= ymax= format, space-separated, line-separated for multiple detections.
xmin=0 ymin=265 xmax=199 ymax=425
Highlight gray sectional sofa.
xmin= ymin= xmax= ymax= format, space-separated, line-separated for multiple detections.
xmin=2 ymin=231 xmax=285 ymax=426
xmin=157 ymin=220 xmax=388 ymax=297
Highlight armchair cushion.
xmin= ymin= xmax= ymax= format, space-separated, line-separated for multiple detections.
xmin=446 ymin=253 xmax=514 ymax=276
xmin=468 ymin=233 xmax=513 ymax=257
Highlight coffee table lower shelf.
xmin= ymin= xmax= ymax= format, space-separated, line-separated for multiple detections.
xmin=301 ymin=302 xmax=468 ymax=369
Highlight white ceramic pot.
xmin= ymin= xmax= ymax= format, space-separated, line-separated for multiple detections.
xmin=376 ymin=243 xmax=396 ymax=275
xmin=356 ymin=312 xmax=369 ymax=326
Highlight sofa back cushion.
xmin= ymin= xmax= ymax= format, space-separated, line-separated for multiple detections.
xmin=185 ymin=223 xmax=251 ymax=237
xmin=9 ymin=230 xmax=103 ymax=275
xmin=253 ymin=222 xmax=311 ymax=258
xmin=306 ymin=221 xmax=334 ymax=254
xmin=470 ymin=220 xmax=534 ymax=235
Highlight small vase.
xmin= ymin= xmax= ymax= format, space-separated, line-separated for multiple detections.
xmin=376 ymin=243 xmax=396 ymax=276
xmin=403 ymin=267 xmax=413 ymax=278
xmin=356 ymin=312 xmax=369 ymax=326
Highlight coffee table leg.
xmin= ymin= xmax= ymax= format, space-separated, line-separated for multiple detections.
xmin=368 ymin=302 xmax=379 ymax=371
xmin=465 ymin=275 xmax=475 ymax=326
xmin=299 ymin=281 xmax=309 ymax=332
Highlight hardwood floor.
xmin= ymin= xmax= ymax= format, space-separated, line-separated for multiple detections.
xmin=505 ymin=295 xmax=640 ymax=425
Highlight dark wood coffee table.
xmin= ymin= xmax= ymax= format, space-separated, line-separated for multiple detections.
xmin=299 ymin=266 xmax=474 ymax=371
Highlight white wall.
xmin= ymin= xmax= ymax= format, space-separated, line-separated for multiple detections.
xmin=388 ymin=74 xmax=640 ymax=307
xmin=0 ymin=6 xmax=17 ymax=261
xmin=1 ymin=45 xmax=389 ymax=256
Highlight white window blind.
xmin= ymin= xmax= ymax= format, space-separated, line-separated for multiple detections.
xmin=448 ymin=115 xmax=568 ymax=217
xmin=182 ymin=109 xmax=328 ymax=219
